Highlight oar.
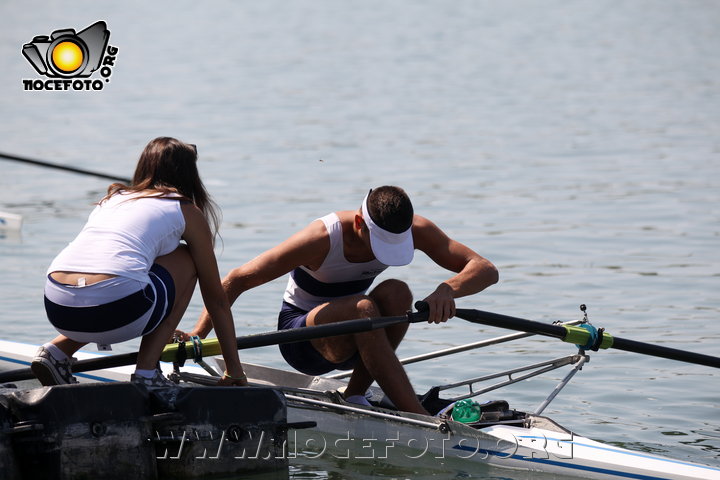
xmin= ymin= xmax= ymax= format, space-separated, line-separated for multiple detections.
xmin=0 ymin=310 xmax=429 ymax=383
xmin=449 ymin=306 xmax=720 ymax=369
xmin=0 ymin=151 xmax=131 ymax=183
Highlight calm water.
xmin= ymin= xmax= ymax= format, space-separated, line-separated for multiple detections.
xmin=1 ymin=1 xmax=718 ymax=478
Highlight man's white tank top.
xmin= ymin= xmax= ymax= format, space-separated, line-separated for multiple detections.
xmin=48 ymin=192 xmax=185 ymax=284
xmin=283 ymin=213 xmax=387 ymax=311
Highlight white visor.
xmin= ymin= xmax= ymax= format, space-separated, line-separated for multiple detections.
xmin=361 ymin=191 xmax=414 ymax=266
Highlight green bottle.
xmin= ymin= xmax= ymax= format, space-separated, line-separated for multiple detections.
xmin=451 ymin=399 xmax=482 ymax=423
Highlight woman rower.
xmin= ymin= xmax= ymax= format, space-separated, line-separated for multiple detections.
xmin=33 ymin=137 xmax=246 ymax=387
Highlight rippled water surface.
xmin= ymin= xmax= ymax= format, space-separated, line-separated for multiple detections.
xmin=1 ymin=1 xmax=718 ymax=478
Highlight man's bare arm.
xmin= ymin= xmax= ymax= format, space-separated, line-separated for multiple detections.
xmin=187 ymin=220 xmax=330 ymax=338
xmin=412 ymin=215 xmax=498 ymax=323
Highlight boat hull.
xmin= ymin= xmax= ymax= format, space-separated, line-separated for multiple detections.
xmin=283 ymin=388 xmax=719 ymax=480
xmin=243 ymin=362 xmax=720 ymax=480
xmin=2 ymin=340 xmax=718 ymax=480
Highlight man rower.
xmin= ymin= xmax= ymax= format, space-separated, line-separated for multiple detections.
xmin=183 ymin=186 xmax=498 ymax=414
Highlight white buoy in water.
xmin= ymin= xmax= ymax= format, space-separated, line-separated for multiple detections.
xmin=0 ymin=211 xmax=22 ymax=231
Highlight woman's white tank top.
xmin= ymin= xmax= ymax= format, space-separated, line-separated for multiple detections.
xmin=48 ymin=192 xmax=185 ymax=284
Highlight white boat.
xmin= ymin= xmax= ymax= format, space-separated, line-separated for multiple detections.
xmin=1 ymin=327 xmax=718 ymax=480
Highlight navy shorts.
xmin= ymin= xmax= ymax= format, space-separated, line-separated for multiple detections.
xmin=44 ymin=264 xmax=176 ymax=344
xmin=277 ymin=301 xmax=359 ymax=376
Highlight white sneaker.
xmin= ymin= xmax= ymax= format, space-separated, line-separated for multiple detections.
xmin=31 ymin=346 xmax=78 ymax=386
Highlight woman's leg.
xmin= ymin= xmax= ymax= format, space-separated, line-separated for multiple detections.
xmin=32 ymin=335 xmax=87 ymax=385
xmin=135 ymin=245 xmax=198 ymax=370
xmin=45 ymin=335 xmax=87 ymax=357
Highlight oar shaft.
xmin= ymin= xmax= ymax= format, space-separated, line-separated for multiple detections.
xmin=0 ymin=151 xmax=130 ymax=183
xmin=164 ymin=313 xmax=426 ymax=362
xmin=0 ymin=311 xmax=428 ymax=383
xmin=0 ymin=350 xmax=139 ymax=383
xmin=455 ymin=308 xmax=567 ymax=339
xmin=611 ymin=337 xmax=720 ymax=369
xmin=455 ymin=308 xmax=720 ymax=369
xmin=238 ymin=314 xmax=418 ymax=348
xmin=0 ymin=367 xmax=33 ymax=383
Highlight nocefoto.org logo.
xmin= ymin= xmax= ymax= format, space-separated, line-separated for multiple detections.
xmin=22 ymin=21 xmax=118 ymax=91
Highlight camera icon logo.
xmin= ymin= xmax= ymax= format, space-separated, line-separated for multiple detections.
xmin=22 ymin=21 xmax=110 ymax=78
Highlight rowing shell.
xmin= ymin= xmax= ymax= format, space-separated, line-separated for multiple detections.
xmin=1 ymin=339 xmax=718 ymax=480
xmin=235 ymin=361 xmax=720 ymax=480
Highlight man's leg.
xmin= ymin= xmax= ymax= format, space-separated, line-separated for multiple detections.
xmin=342 ymin=280 xmax=413 ymax=404
xmin=306 ymin=280 xmax=427 ymax=415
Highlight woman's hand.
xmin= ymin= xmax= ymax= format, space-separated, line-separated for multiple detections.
xmin=170 ymin=329 xmax=193 ymax=343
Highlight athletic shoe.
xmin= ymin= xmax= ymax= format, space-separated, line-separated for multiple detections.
xmin=31 ymin=346 xmax=78 ymax=386
xmin=344 ymin=394 xmax=373 ymax=407
xmin=130 ymin=370 xmax=177 ymax=388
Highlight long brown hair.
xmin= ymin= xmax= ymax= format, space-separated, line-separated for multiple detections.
xmin=103 ymin=137 xmax=221 ymax=239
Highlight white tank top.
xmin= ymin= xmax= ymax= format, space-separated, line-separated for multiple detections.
xmin=283 ymin=213 xmax=387 ymax=311
xmin=48 ymin=192 xmax=185 ymax=284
